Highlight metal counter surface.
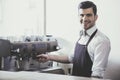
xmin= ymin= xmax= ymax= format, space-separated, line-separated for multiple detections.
xmin=0 ymin=71 xmax=110 ymax=80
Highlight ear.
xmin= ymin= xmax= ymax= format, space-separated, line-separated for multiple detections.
xmin=95 ymin=15 xmax=98 ymax=21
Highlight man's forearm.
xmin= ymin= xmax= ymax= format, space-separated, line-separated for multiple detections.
xmin=48 ymin=55 xmax=70 ymax=63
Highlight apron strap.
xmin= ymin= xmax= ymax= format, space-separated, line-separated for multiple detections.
xmin=86 ymin=29 xmax=98 ymax=46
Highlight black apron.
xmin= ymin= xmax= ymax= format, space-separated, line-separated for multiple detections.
xmin=72 ymin=29 xmax=97 ymax=77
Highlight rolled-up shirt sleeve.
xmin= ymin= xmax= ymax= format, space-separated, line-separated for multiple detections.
xmin=91 ymin=39 xmax=111 ymax=78
xmin=68 ymin=53 xmax=74 ymax=63
xmin=68 ymin=44 xmax=76 ymax=63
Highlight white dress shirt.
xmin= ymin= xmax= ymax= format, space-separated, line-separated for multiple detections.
xmin=68 ymin=25 xmax=111 ymax=78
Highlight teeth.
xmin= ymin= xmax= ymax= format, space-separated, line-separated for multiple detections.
xmin=84 ymin=21 xmax=90 ymax=24
xmin=84 ymin=22 xmax=89 ymax=24
xmin=84 ymin=21 xmax=89 ymax=23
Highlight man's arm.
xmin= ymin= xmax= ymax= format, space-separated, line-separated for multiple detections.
xmin=91 ymin=39 xmax=111 ymax=78
xmin=37 ymin=54 xmax=70 ymax=63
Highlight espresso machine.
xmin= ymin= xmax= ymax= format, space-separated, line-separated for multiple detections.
xmin=0 ymin=36 xmax=59 ymax=71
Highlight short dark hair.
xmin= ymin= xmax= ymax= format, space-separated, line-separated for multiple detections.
xmin=78 ymin=1 xmax=97 ymax=15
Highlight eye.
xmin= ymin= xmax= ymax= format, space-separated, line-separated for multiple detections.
xmin=80 ymin=14 xmax=84 ymax=17
xmin=86 ymin=14 xmax=92 ymax=17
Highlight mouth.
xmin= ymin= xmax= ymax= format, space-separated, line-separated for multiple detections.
xmin=83 ymin=21 xmax=90 ymax=26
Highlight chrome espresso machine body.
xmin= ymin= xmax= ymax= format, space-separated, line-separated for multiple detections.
xmin=0 ymin=36 xmax=59 ymax=71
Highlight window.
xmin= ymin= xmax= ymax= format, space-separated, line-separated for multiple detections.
xmin=0 ymin=0 xmax=80 ymax=43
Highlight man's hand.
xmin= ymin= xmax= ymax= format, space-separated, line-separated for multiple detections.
xmin=36 ymin=54 xmax=50 ymax=62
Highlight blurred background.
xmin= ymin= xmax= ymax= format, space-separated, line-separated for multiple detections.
xmin=0 ymin=0 xmax=120 ymax=80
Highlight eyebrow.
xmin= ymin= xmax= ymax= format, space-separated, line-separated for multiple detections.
xmin=80 ymin=13 xmax=93 ymax=17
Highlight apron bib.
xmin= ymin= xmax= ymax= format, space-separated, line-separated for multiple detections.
xmin=72 ymin=29 xmax=97 ymax=77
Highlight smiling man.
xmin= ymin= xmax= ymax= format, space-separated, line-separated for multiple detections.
xmin=37 ymin=1 xmax=111 ymax=78
xmin=79 ymin=8 xmax=97 ymax=30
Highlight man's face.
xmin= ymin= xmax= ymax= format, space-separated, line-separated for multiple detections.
xmin=79 ymin=7 xmax=98 ymax=30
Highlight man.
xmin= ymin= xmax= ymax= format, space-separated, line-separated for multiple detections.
xmin=37 ymin=1 xmax=111 ymax=78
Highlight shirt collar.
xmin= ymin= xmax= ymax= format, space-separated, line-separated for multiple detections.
xmin=83 ymin=25 xmax=97 ymax=36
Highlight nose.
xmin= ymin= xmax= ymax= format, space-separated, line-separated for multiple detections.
xmin=82 ymin=15 xmax=88 ymax=21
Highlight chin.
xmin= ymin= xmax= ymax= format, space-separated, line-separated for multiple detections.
xmin=84 ymin=26 xmax=89 ymax=30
